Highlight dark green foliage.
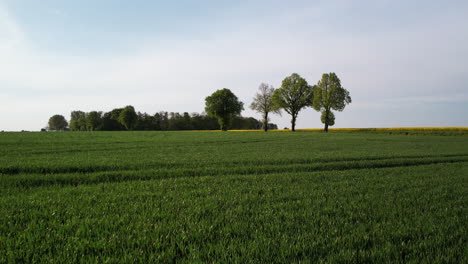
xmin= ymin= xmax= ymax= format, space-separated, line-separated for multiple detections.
xmin=134 ymin=112 xmax=261 ymax=131
xmin=231 ymin=116 xmax=261 ymax=130
xmin=48 ymin=115 xmax=68 ymax=131
xmin=70 ymin=111 xmax=86 ymax=131
xmin=102 ymin=110 xmax=125 ymax=131
xmin=68 ymin=108 xmax=266 ymax=131
xmin=321 ymin=111 xmax=335 ymax=127
xmin=313 ymin=73 xmax=351 ymax=132
xmin=86 ymin=111 xmax=103 ymax=131
xmin=167 ymin=112 xmax=192 ymax=130
xmin=134 ymin=112 xmax=161 ymax=130
xmin=118 ymin=105 xmax=138 ymax=130
xmin=272 ymin=73 xmax=313 ymax=131
xmin=267 ymin=123 xmax=278 ymax=130
xmin=205 ymin=88 xmax=244 ymax=131
xmin=0 ymin=131 xmax=467 ymax=263
xmin=185 ymin=112 xmax=219 ymax=130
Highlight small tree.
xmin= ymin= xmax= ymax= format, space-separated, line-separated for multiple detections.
xmin=48 ymin=115 xmax=68 ymax=131
xmin=250 ymin=83 xmax=280 ymax=132
xmin=272 ymin=73 xmax=313 ymax=131
xmin=118 ymin=105 xmax=138 ymax=130
xmin=205 ymin=88 xmax=244 ymax=131
xmin=313 ymin=73 xmax=351 ymax=132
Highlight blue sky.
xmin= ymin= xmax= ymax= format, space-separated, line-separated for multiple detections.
xmin=1 ymin=0 xmax=467 ymax=130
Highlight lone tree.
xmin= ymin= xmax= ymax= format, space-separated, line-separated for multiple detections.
xmin=48 ymin=115 xmax=68 ymax=131
xmin=312 ymin=73 xmax=351 ymax=132
xmin=250 ymin=83 xmax=280 ymax=132
xmin=118 ymin=105 xmax=138 ymax=130
xmin=272 ymin=73 xmax=313 ymax=131
xmin=205 ymin=88 xmax=244 ymax=131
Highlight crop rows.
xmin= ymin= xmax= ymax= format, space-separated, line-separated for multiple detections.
xmin=1 ymin=131 xmax=467 ymax=263
xmin=1 ymin=154 xmax=468 ymax=189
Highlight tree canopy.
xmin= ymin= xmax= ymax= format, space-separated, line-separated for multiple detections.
xmin=86 ymin=111 xmax=103 ymax=131
xmin=272 ymin=73 xmax=313 ymax=131
xmin=118 ymin=106 xmax=138 ymax=130
xmin=250 ymin=83 xmax=280 ymax=132
xmin=70 ymin=111 xmax=86 ymax=131
xmin=312 ymin=73 xmax=351 ymax=132
xmin=64 ymin=107 xmax=267 ymax=132
xmin=48 ymin=115 xmax=68 ymax=131
xmin=205 ymin=88 xmax=244 ymax=131
xmin=45 ymin=73 xmax=350 ymax=133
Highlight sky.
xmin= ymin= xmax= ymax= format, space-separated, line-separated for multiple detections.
xmin=1 ymin=0 xmax=467 ymax=131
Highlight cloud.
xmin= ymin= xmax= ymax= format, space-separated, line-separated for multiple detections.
xmin=1 ymin=1 xmax=467 ymax=130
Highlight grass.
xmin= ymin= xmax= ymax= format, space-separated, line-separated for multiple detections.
xmin=0 ymin=131 xmax=467 ymax=263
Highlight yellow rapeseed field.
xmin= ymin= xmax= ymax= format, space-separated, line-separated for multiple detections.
xmin=176 ymin=127 xmax=468 ymax=132
xmin=227 ymin=127 xmax=468 ymax=132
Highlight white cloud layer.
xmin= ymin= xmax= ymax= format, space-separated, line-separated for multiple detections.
xmin=1 ymin=2 xmax=467 ymax=131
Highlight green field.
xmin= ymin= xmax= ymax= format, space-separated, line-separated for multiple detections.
xmin=1 ymin=131 xmax=467 ymax=263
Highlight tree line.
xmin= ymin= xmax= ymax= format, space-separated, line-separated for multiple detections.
xmin=203 ymin=72 xmax=351 ymax=132
xmin=48 ymin=72 xmax=350 ymax=132
xmin=47 ymin=107 xmax=277 ymax=132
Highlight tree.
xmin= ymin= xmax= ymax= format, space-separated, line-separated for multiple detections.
xmin=313 ymin=73 xmax=351 ymax=132
xmin=267 ymin=123 xmax=278 ymax=130
xmin=70 ymin=111 xmax=86 ymax=131
xmin=118 ymin=105 xmax=138 ymax=130
xmin=168 ymin=112 xmax=183 ymax=130
xmin=86 ymin=111 xmax=102 ymax=131
xmin=64 ymin=107 xmax=268 ymax=131
xmin=182 ymin=112 xmax=192 ymax=130
xmin=250 ymin=83 xmax=280 ymax=132
xmin=232 ymin=116 xmax=262 ymax=130
xmin=191 ymin=112 xmax=219 ymax=130
xmin=136 ymin=112 xmax=159 ymax=131
xmin=272 ymin=73 xmax=313 ymax=131
xmin=205 ymin=88 xmax=244 ymax=131
xmin=77 ymin=116 xmax=87 ymax=131
xmin=48 ymin=115 xmax=68 ymax=131
xmin=102 ymin=111 xmax=123 ymax=131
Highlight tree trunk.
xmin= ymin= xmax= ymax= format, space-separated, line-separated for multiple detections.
xmin=263 ymin=112 xmax=268 ymax=132
xmin=323 ymin=109 xmax=330 ymax=132
xmin=291 ymin=115 xmax=296 ymax=132
xmin=220 ymin=119 xmax=227 ymax=131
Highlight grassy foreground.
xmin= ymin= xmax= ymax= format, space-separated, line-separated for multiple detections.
xmin=0 ymin=131 xmax=467 ymax=263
